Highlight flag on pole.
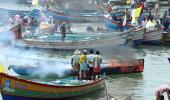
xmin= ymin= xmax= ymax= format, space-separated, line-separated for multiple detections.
xmin=0 ymin=64 xmax=6 ymax=73
xmin=135 ymin=6 xmax=142 ymax=18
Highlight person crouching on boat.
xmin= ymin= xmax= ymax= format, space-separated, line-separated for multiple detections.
xmin=87 ymin=49 xmax=95 ymax=80
xmin=60 ymin=23 xmax=66 ymax=41
xmin=71 ymin=50 xmax=81 ymax=80
xmin=155 ymin=84 xmax=170 ymax=100
xmin=79 ymin=50 xmax=88 ymax=80
xmin=94 ymin=51 xmax=102 ymax=80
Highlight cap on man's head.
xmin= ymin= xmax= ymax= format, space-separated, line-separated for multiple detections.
xmin=83 ymin=50 xmax=87 ymax=53
xmin=74 ymin=50 xmax=80 ymax=55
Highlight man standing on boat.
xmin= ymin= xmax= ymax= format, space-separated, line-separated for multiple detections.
xmin=79 ymin=50 xmax=88 ymax=80
xmin=87 ymin=49 xmax=95 ymax=80
xmin=94 ymin=51 xmax=102 ymax=80
xmin=60 ymin=23 xmax=66 ymax=41
xmin=71 ymin=50 xmax=81 ymax=80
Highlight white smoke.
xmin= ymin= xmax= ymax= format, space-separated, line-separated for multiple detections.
xmin=30 ymin=60 xmax=71 ymax=78
xmin=0 ymin=30 xmax=71 ymax=78
xmin=101 ymin=45 xmax=137 ymax=62
xmin=0 ymin=31 xmax=14 ymax=42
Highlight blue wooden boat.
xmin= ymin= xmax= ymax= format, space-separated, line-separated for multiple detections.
xmin=103 ymin=10 xmax=132 ymax=31
xmin=46 ymin=9 xmax=86 ymax=22
xmin=0 ymin=73 xmax=105 ymax=100
xmin=8 ymin=65 xmax=38 ymax=76
xmin=9 ymin=59 xmax=144 ymax=76
xmin=27 ymin=8 xmax=102 ymax=23
xmin=104 ymin=18 xmax=131 ymax=31
xmin=46 ymin=9 xmax=103 ymax=22
xmin=45 ymin=0 xmax=104 ymax=22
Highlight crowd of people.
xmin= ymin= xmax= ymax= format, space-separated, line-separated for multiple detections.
xmin=9 ymin=12 xmax=72 ymax=41
xmin=105 ymin=0 xmax=170 ymax=32
xmin=71 ymin=49 xmax=102 ymax=80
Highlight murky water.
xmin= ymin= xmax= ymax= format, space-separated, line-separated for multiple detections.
xmin=0 ymin=19 xmax=169 ymax=100
xmin=0 ymin=1 xmax=169 ymax=99
xmin=1 ymin=45 xmax=170 ymax=100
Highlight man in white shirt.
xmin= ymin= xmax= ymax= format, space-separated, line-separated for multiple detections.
xmin=71 ymin=50 xmax=81 ymax=79
xmin=87 ymin=49 xmax=95 ymax=80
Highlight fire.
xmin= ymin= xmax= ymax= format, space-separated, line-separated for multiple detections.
xmin=109 ymin=59 xmax=141 ymax=67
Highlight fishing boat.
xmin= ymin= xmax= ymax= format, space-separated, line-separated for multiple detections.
xmin=45 ymin=0 xmax=104 ymax=22
xmin=0 ymin=73 xmax=105 ymax=100
xmin=11 ymin=25 xmax=127 ymax=50
xmin=13 ymin=34 xmax=126 ymax=50
xmin=104 ymin=17 xmax=131 ymax=31
xmin=126 ymin=28 xmax=145 ymax=46
xmin=126 ymin=28 xmax=167 ymax=46
xmin=8 ymin=59 xmax=144 ymax=76
xmin=46 ymin=9 xmax=103 ymax=22
xmin=103 ymin=5 xmax=132 ymax=31
xmin=104 ymin=12 xmax=131 ymax=31
xmin=102 ymin=59 xmax=144 ymax=74
xmin=143 ymin=29 xmax=163 ymax=45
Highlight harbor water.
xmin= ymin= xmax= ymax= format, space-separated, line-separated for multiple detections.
xmin=0 ymin=1 xmax=169 ymax=100
xmin=0 ymin=45 xmax=170 ymax=100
